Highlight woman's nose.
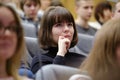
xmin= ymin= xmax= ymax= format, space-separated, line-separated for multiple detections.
xmin=65 ymin=25 xmax=69 ymax=29
xmin=64 ymin=25 xmax=70 ymax=32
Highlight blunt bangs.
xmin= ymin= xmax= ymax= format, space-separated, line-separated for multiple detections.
xmin=39 ymin=6 xmax=78 ymax=49
xmin=47 ymin=7 xmax=75 ymax=27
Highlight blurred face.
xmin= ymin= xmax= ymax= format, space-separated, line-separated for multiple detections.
xmin=76 ymin=0 xmax=94 ymax=21
xmin=113 ymin=2 xmax=120 ymax=19
xmin=52 ymin=22 xmax=74 ymax=46
xmin=23 ymin=0 xmax=40 ymax=19
xmin=102 ymin=9 xmax=112 ymax=22
xmin=40 ymin=0 xmax=51 ymax=10
xmin=0 ymin=7 xmax=17 ymax=61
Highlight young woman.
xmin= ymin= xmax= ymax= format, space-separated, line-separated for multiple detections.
xmin=0 ymin=3 xmax=31 ymax=80
xmin=80 ymin=19 xmax=120 ymax=80
xmin=31 ymin=6 xmax=86 ymax=74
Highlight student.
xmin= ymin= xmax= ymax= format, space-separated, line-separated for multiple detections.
xmin=75 ymin=0 xmax=96 ymax=36
xmin=80 ymin=19 xmax=120 ymax=80
xmin=0 ymin=3 xmax=31 ymax=80
xmin=31 ymin=6 xmax=86 ymax=74
xmin=20 ymin=0 xmax=41 ymax=35
xmin=90 ymin=1 xmax=112 ymax=29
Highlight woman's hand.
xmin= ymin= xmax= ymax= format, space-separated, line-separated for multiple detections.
xmin=57 ymin=36 xmax=71 ymax=57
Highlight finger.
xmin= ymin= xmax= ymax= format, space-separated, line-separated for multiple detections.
xmin=64 ymin=38 xmax=70 ymax=49
xmin=64 ymin=38 xmax=70 ymax=43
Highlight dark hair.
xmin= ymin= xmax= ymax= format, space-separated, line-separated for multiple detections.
xmin=94 ymin=1 xmax=112 ymax=21
xmin=20 ymin=0 xmax=41 ymax=11
xmin=75 ymin=0 xmax=91 ymax=6
xmin=50 ymin=0 xmax=64 ymax=7
xmin=38 ymin=6 xmax=78 ymax=49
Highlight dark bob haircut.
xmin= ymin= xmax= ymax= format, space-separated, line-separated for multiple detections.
xmin=94 ymin=1 xmax=112 ymax=21
xmin=38 ymin=6 xmax=78 ymax=49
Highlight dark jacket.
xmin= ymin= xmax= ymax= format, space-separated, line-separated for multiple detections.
xmin=31 ymin=47 xmax=86 ymax=74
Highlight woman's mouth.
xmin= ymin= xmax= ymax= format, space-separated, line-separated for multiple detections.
xmin=0 ymin=42 xmax=12 ymax=49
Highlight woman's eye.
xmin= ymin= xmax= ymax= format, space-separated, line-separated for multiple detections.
xmin=67 ymin=23 xmax=73 ymax=26
xmin=55 ymin=23 xmax=63 ymax=27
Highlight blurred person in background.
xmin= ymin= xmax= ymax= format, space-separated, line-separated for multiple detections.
xmin=75 ymin=0 xmax=96 ymax=36
xmin=20 ymin=0 xmax=41 ymax=35
xmin=89 ymin=1 xmax=112 ymax=30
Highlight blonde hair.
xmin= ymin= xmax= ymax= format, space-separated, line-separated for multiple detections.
xmin=0 ymin=3 xmax=25 ymax=80
xmin=75 ymin=0 xmax=93 ymax=6
xmin=80 ymin=19 xmax=120 ymax=80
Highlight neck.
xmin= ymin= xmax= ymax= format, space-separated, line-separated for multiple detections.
xmin=0 ymin=60 xmax=8 ymax=78
xmin=75 ymin=17 xmax=89 ymax=29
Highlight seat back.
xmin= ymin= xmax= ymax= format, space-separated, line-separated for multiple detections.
xmin=22 ymin=22 xmax=37 ymax=38
xmin=77 ymin=33 xmax=94 ymax=54
xmin=24 ymin=37 xmax=46 ymax=66
xmin=35 ymin=64 xmax=86 ymax=80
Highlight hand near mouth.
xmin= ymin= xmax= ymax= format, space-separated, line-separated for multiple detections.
xmin=57 ymin=36 xmax=71 ymax=57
